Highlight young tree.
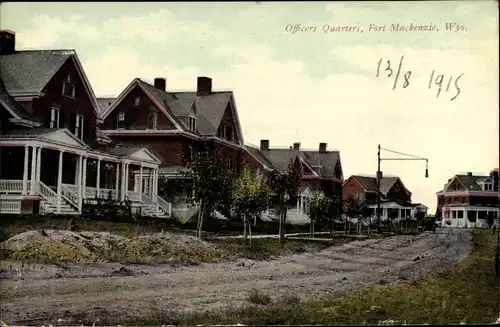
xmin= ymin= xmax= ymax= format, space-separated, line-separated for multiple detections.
xmin=308 ymin=192 xmax=324 ymax=238
xmin=487 ymin=212 xmax=496 ymax=229
xmin=414 ymin=206 xmax=427 ymax=232
xmin=344 ymin=196 xmax=369 ymax=235
xmin=232 ymin=168 xmax=272 ymax=244
xmin=269 ymin=166 xmax=300 ymax=246
xmin=310 ymin=195 xmax=341 ymax=238
xmin=180 ymin=147 xmax=233 ymax=239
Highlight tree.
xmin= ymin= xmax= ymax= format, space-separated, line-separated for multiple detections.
xmin=310 ymin=195 xmax=341 ymax=237
xmin=180 ymin=147 xmax=233 ymax=239
xmin=344 ymin=196 xmax=369 ymax=235
xmin=232 ymin=168 xmax=272 ymax=244
xmin=414 ymin=206 xmax=427 ymax=232
xmin=487 ymin=212 xmax=496 ymax=229
xmin=268 ymin=165 xmax=301 ymax=246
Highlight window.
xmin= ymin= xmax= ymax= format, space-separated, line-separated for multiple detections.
xmin=134 ymin=96 xmax=141 ymax=106
xmin=50 ymin=108 xmax=60 ymax=128
xmin=61 ymin=73 xmax=76 ymax=98
xmin=117 ymin=112 xmax=125 ymax=129
xmin=484 ymin=183 xmax=493 ymax=191
xmin=75 ymin=115 xmax=84 ymax=139
xmin=225 ymin=125 xmax=233 ymax=141
xmin=148 ymin=112 xmax=157 ymax=129
xmin=188 ymin=115 xmax=196 ymax=131
xmin=218 ymin=123 xmax=226 ymax=138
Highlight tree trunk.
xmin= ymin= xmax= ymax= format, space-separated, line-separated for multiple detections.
xmin=310 ymin=218 xmax=314 ymax=238
xmin=197 ymin=203 xmax=205 ymax=239
xmin=243 ymin=216 xmax=248 ymax=244
xmin=254 ymin=215 xmax=257 ymax=227
xmin=312 ymin=220 xmax=315 ymax=238
xmin=248 ymin=218 xmax=253 ymax=245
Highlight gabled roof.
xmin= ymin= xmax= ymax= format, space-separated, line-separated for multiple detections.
xmin=455 ymin=174 xmax=491 ymax=191
xmin=350 ymin=175 xmax=403 ymax=195
xmin=0 ymin=76 xmax=39 ymax=126
xmin=0 ymin=50 xmax=102 ymax=117
xmin=105 ymin=146 xmax=161 ymax=164
xmin=100 ymin=78 xmax=244 ymax=145
xmin=0 ymin=128 xmax=90 ymax=149
xmin=96 ymin=97 xmax=115 ymax=113
xmin=300 ymin=151 xmax=341 ymax=178
xmin=259 ymin=148 xmax=299 ymax=173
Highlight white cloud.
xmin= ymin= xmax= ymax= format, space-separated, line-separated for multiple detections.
xmin=17 ymin=15 xmax=99 ymax=48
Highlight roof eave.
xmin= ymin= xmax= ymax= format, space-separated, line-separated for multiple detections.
xmin=9 ymin=118 xmax=41 ymax=127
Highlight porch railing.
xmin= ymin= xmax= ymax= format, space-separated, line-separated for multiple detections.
xmin=0 ymin=199 xmax=22 ymax=214
xmin=61 ymin=184 xmax=79 ymax=209
xmin=157 ymin=196 xmax=172 ymax=216
xmin=0 ymin=179 xmax=32 ymax=194
xmin=39 ymin=182 xmax=58 ymax=206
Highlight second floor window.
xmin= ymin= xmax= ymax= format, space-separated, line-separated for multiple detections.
xmin=188 ymin=115 xmax=196 ymax=132
xmin=134 ymin=96 xmax=141 ymax=106
xmin=50 ymin=108 xmax=60 ymax=128
xmin=75 ymin=115 xmax=84 ymax=140
xmin=484 ymin=183 xmax=493 ymax=191
xmin=62 ymin=73 xmax=76 ymax=98
xmin=117 ymin=112 xmax=125 ymax=129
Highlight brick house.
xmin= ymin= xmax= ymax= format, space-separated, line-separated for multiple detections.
xmin=98 ymin=76 xmax=248 ymax=218
xmin=342 ymin=174 xmax=424 ymax=221
xmin=436 ymin=169 xmax=499 ymax=228
xmin=244 ymin=140 xmax=344 ymax=225
xmin=0 ymin=29 xmax=168 ymax=217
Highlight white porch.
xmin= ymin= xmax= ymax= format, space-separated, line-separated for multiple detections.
xmin=0 ymin=128 xmax=171 ymax=218
xmin=367 ymin=202 xmax=416 ymax=221
xmin=441 ymin=206 xmax=499 ymax=228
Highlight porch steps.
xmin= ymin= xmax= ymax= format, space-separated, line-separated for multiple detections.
xmin=41 ymin=201 xmax=79 ymax=215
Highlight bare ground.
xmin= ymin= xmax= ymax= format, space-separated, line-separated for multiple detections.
xmin=0 ymin=228 xmax=473 ymax=325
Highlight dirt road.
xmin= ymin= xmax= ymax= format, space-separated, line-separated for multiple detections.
xmin=0 ymin=229 xmax=473 ymax=325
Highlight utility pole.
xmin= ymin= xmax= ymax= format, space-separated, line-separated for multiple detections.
xmin=377 ymin=144 xmax=381 ymax=234
xmin=376 ymin=145 xmax=429 ymax=235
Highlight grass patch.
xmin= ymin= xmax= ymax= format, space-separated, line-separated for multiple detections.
xmin=77 ymin=229 xmax=499 ymax=326
xmin=209 ymin=237 xmax=345 ymax=260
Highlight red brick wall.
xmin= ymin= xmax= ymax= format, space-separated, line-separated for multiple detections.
xmin=32 ymin=57 xmax=98 ymax=145
xmin=101 ymin=85 xmax=176 ymax=130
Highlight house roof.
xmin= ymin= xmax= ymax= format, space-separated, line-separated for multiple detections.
xmin=300 ymin=151 xmax=340 ymax=178
xmin=351 ymin=175 xmax=400 ymax=195
xmin=455 ymin=174 xmax=490 ymax=191
xmin=96 ymin=97 xmax=115 ymax=113
xmin=0 ymin=50 xmax=72 ymax=96
xmin=0 ymin=76 xmax=36 ymax=121
xmin=258 ymin=148 xmax=299 ymax=173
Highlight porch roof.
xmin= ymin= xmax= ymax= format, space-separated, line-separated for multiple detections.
xmin=0 ymin=128 xmax=161 ymax=166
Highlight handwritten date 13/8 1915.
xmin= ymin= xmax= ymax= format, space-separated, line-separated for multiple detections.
xmin=376 ymin=56 xmax=464 ymax=101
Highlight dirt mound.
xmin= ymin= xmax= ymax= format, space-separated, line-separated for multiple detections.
xmin=0 ymin=230 xmax=219 ymax=263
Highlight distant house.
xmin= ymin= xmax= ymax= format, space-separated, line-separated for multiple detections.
xmin=244 ymin=140 xmax=344 ymax=225
xmin=436 ymin=169 xmax=499 ymax=228
xmin=342 ymin=174 xmax=421 ymax=221
xmin=0 ymin=29 xmax=166 ymax=217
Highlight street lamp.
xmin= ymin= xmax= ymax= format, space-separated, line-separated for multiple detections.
xmin=376 ymin=144 xmax=429 ymax=234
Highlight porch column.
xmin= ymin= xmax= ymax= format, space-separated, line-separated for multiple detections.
xmin=153 ymin=168 xmax=158 ymax=202
xmin=296 ymin=197 xmax=300 ymax=214
xmin=56 ymin=151 xmax=64 ymax=213
xmin=149 ymin=168 xmax=154 ymax=197
xmin=96 ymin=159 xmax=101 ymax=198
xmin=29 ymin=146 xmax=37 ymax=194
xmin=115 ymin=162 xmax=120 ymax=200
xmin=120 ymin=162 xmax=126 ymax=201
xmin=35 ymin=147 xmax=42 ymax=192
xmin=125 ymin=163 xmax=129 ymax=195
xmin=139 ymin=164 xmax=143 ymax=201
xmin=82 ymin=156 xmax=87 ymax=203
xmin=22 ymin=145 xmax=29 ymax=194
xmin=76 ymin=155 xmax=83 ymax=211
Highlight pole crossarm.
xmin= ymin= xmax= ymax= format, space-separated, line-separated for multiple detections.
xmin=380 ymin=158 xmax=428 ymax=161
xmin=380 ymin=147 xmax=428 ymax=161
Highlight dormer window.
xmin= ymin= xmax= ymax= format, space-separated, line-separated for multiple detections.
xmin=62 ymin=73 xmax=76 ymax=98
xmin=484 ymin=183 xmax=493 ymax=191
xmin=148 ymin=111 xmax=157 ymax=130
xmin=50 ymin=108 xmax=60 ymax=128
xmin=117 ymin=112 xmax=125 ymax=129
xmin=75 ymin=114 xmax=84 ymax=140
xmin=134 ymin=96 xmax=141 ymax=106
xmin=188 ymin=115 xmax=196 ymax=132
xmin=225 ymin=125 xmax=233 ymax=141
xmin=218 ymin=123 xmax=226 ymax=138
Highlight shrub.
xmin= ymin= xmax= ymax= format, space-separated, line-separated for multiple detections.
xmin=248 ymin=289 xmax=272 ymax=305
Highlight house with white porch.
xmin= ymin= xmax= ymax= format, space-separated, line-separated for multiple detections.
xmin=436 ymin=169 xmax=499 ymax=228
xmin=342 ymin=174 xmax=424 ymax=223
xmin=0 ymin=29 xmax=171 ymax=217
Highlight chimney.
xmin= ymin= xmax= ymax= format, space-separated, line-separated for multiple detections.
xmin=491 ymin=169 xmax=499 ymax=191
xmin=197 ymin=77 xmax=212 ymax=96
xmin=0 ymin=29 xmax=16 ymax=55
xmin=319 ymin=142 xmax=327 ymax=153
xmin=293 ymin=142 xmax=301 ymax=150
xmin=467 ymin=172 xmax=472 ymax=176
xmin=260 ymin=139 xmax=269 ymax=151
xmin=154 ymin=78 xmax=166 ymax=92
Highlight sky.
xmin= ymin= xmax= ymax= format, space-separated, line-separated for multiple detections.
xmin=1 ymin=1 xmax=498 ymax=213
